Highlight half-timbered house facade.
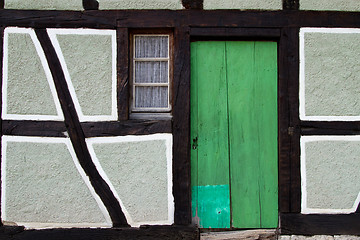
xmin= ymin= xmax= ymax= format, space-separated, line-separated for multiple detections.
xmin=0 ymin=0 xmax=359 ymax=239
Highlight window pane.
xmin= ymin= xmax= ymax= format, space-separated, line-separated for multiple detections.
xmin=135 ymin=61 xmax=168 ymax=83
xmin=135 ymin=86 xmax=168 ymax=108
xmin=135 ymin=36 xmax=168 ymax=58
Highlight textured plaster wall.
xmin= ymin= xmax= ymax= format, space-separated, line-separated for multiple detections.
xmin=88 ymin=135 xmax=173 ymax=226
xmin=99 ymin=0 xmax=183 ymax=10
xmin=2 ymin=138 xmax=107 ymax=227
xmin=55 ymin=34 xmax=114 ymax=116
xmin=4 ymin=0 xmax=83 ymax=10
xmin=300 ymin=0 xmax=360 ymax=11
xmin=5 ymin=32 xmax=57 ymax=116
xmin=301 ymin=30 xmax=360 ymax=118
xmin=203 ymin=0 xmax=282 ymax=10
xmin=301 ymin=138 xmax=360 ymax=212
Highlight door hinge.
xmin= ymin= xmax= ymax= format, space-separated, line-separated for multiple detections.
xmin=288 ymin=127 xmax=295 ymax=136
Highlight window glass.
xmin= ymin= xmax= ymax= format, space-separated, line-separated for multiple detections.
xmin=132 ymin=34 xmax=171 ymax=114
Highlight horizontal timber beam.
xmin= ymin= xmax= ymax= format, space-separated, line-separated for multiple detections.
xmin=281 ymin=213 xmax=360 ymax=235
xmin=190 ymin=27 xmax=281 ymax=38
xmin=0 ymin=10 xmax=359 ymax=28
xmin=0 ymin=225 xmax=199 ymax=240
xmin=301 ymin=121 xmax=360 ymax=135
xmin=2 ymin=120 xmax=172 ymax=137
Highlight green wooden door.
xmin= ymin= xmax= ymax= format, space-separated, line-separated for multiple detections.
xmin=191 ymin=41 xmax=278 ymax=229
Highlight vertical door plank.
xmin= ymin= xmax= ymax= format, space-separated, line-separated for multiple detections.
xmin=254 ymin=41 xmax=278 ymax=228
xmin=227 ymin=41 xmax=261 ymax=228
xmin=227 ymin=41 xmax=278 ymax=228
xmin=190 ymin=42 xmax=199 ymax=225
xmin=190 ymin=41 xmax=230 ymax=228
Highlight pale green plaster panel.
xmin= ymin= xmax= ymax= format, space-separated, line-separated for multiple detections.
xmin=5 ymin=0 xmax=83 ymax=10
xmin=6 ymin=33 xmax=58 ymax=116
xmin=56 ymin=34 xmax=113 ymax=116
xmin=92 ymin=139 xmax=170 ymax=224
xmin=99 ymin=0 xmax=182 ymax=10
xmin=3 ymin=140 xmax=106 ymax=225
xmin=304 ymin=140 xmax=360 ymax=210
xmin=204 ymin=0 xmax=282 ymax=10
xmin=303 ymin=32 xmax=360 ymax=117
xmin=300 ymin=0 xmax=360 ymax=11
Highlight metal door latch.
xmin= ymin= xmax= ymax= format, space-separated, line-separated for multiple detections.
xmin=192 ymin=137 xmax=198 ymax=150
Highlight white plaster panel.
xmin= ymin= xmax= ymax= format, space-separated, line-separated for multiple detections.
xmin=99 ymin=0 xmax=182 ymax=9
xmin=5 ymin=0 xmax=83 ymax=10
xmin=301 ymin=136 xmax=360 ymax=214
xmin=300 ymin=28 xmax=360 ymax=121
xmin=48 ymin=29 xmax=117 ymax=122
xmin=203 ymin=0 xmax=282 ymax=10
xmin=2 ymin=28 xmax=63 ymax=121
xmin=1 ymin=136 xmax=110 ymax=228
xmin=87 ymin=134 xmax=174 ymax=226
xmin=300 ymin=0 xmax=360 ymax=11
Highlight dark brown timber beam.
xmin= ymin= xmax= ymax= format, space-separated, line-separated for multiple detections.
xmin=0 ymin=10 xmax=360 ymax=28
xmin=281 ymin=213 xmax=360 ymax=235
xmin=172 ymin=26 xmax=191 ymax=225
xmin=301 ymin=121 xmax=360 ymax=135
xmin=1 ymin=120 xmax=171 ymax=138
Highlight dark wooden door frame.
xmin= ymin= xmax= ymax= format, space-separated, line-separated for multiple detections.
xmin=179 ymin=26 xmax=295 ymax=226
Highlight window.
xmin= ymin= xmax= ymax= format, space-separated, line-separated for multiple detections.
xmin=130 ymin=33 xmax=172 ymax=118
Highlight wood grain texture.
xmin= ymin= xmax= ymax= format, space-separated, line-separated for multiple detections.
xmin=278 ymin=27 xmax=291 ymax=213
xmin=227 ymin=41 xmax=260 ymax=228
xmin=35 ymin=29 xmax=129 ymax=227
xmin=227 ymin=41 xmax=278 ymax=228
xmin=0 ymin=225 xmax=199 ymax=240
xmin=301 ymin=121 xmax=360 ymax=135
xmin=2 ymin=120 xmax=171 ymax=137
xmin=193 ymin=41 xmax=230 ymax=187
xmin=252 ymin=41 xmax=278 ymax=228
xmin=117 ymin=28 xmax=129 ymax=120
xmin=190 ymin=28 xmax=280 ymax=38
xmin=2 ymin=120 xmax=67 ymax=137
xmin=190 ymin=40 xmax=199 ymax=226
xmin=82 ymin=120 xmax=171 ymax=137
xmin=191 ymin=41 xmax=278 ymax=228
xmin=0 ymin=10 xmax=360 ymax=29
xmin=191 ymin=41 xmax=231 ymax=228
xmin=281 ymin=213 xmax=360 ymax=235
xmin=172 ymin=26 xmax=191 ymax=225
xmin=286 ymin=27 xmax=301 ymax=213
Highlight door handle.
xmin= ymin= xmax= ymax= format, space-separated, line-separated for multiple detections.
xmin=192 ymin=137 xmax=198 ymax=150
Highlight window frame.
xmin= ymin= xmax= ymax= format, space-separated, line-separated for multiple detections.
xmin=129 ymin=30 xmax=174 ymax=118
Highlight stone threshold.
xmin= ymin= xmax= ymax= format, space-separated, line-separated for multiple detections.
xmin=200 ymin=229 xmax=278 ymax=240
